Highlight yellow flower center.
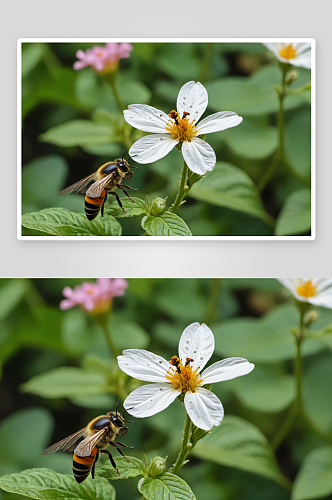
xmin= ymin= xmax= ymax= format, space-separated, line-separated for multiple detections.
xmin=279 ymin=44 xmax=297 ymax=60
xmin=166 ymin=356 xmax=202 ymax=393
xmin=296 ymin=280 xmax=317 ymax=299
xmin=165 ymin=111 xmax=196 ymax=142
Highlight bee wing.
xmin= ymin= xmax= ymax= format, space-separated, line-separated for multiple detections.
xmin=86 ymin=173 xmax=116 ymax=198
xmin=42 ymin=427 xmax=87 ymax=455
xmin=58 ymin=173 xmax=99 ymax=196
xmin=74 ymin=428 xmax=107 ymax=457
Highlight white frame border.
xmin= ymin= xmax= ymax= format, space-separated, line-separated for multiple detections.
xmin=17 ymin=38 xmax=316 ymax=241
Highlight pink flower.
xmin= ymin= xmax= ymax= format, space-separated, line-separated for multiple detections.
xmin=73 ymin=43 xmax=133 ymax=74
xmin=60 ymin=278 xmax=128 ymax=314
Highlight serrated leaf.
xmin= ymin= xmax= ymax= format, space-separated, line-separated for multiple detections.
xmin=0 ymin=469 xmax=115 ymax=500
xmin=21 ymin=208 xmax=122 ymax=236
xmin=21 ymin=367 xmax=109 ymax=398
xmin=275 ymin=189 xmax=311 ymax=236
xmin=138 ymin=472 xmax=196 ymax=500
xmin=142 ymin=212 xmax=192 ymax=236
xmin=189 ymin=162 xmax=272 ymax=224
xmin=292 ymin=447 xmax=332 ymax=500
xmin=105 ymin=198 xmax=149 ymax=218
xmin=97 ymin=456 xmax=146 ymax=480
xmin=39 ymin=120 xmax=114 ymax=147
xmin=192 ymin=416 xmax=288 ymax=487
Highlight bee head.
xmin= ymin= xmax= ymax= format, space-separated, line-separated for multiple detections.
xmin=116 ymin=147 xmax=138 ymax=172
xmin=108 ymin=399 xmax=134 ymax=431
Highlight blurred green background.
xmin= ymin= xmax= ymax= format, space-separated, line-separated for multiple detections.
xmin=21 ymin=42 xmax=311 ymax=236
xmin=1 ymin=278 xmax=332 ymax=500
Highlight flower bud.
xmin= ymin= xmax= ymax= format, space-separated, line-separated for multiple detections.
xmin=304 ymin=309 xmax=318 ymax=327
xmin=148 ymin=456 xmax=167 ymax=478
xmin=150 ymin=197 xmax=167 ymax=216
xmin=286 ymin=69 xmax=298 ymax=84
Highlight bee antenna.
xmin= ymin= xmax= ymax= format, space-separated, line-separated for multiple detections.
xmin=120 ymin=406 xmax=133 ymax=417
xmin=122 ymin=147 xmax=126 ymax=162
xmin=115 ymin=398 xmax=121 ymax=416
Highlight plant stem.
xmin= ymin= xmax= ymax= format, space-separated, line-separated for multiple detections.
xmin=295 ymin=309 xmax=305 ymax=415
xmin=100 ymin=322 xmax=120 ymax=358
xmin=199 ymin=43 xmax=214 ymax=84
xmin=204 ymin=278 xmax=222 ymax=325
xmin=171 ymin=412 xmax=192 ymax=475
xmin=170 ymin=158 xmax=189 ymax=213
xmin=103 ymin=73 xmax=125 ymax=112
xmin=271 ymin=403 xmax=297 ymax=450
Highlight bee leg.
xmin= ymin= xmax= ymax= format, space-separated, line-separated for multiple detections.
xmin=124 ymin=171 xmax=134 ymax=179
xmin=110 ymin=442 xmax=130 ymax=462
xmin=101 ymin=194 xmax=108 ymax=218
xmin=113 ymin=441 xmax=135 ymax=450
xmin=91 ymin=451 xmax=99 ymax=480
xmin=121 ymin=184 xmax=138 ymax=191
xmin=117 ymin=185 xmax=134 ymax=203
xmin=108 ymin=191 xmax=125 ymax=213
xmin=100 ymin=449 xmax=120 ymax=474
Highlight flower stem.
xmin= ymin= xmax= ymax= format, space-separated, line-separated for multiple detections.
xmin=100 ymin=321 xmax=120 ymax=358
xmin=204 ymin=278 xmax=222 ymax=325
xmin=103 ymin=72 xmax=125 ymax=112
xmin=170 ymin=158 xmax=189 ymax=213
xmin=171 ymin=412 xmax=193 ymax=475
xmin=199 ymin=43 xmax=214 ymax=84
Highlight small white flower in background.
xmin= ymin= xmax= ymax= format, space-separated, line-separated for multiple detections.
xmin=278 ymin=279 xmax=332 ymax=308
xmin=123 ymin=81 xmax=243 ymax=175
xmin=117 ymin=322 xmax=254 ymax=431
xmin=263 ymin=43 xmax=311 ymax=69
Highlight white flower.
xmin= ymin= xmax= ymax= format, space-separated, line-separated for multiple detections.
xmin=263 ymin=42 xmax=311 ymax=69
xmin=117 ymin=322 xmax=254 ymax=431
xmin=123 ymin=81 xmax=243 ymax=175
xmin=278 ymin=279 xmax=332 ymax=308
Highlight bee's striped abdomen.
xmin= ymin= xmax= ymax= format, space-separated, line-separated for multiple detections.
xmin=73 ymin=447 xmax=98 ymax=483
xmin=84 ymin=189 xmax=107 ymax=221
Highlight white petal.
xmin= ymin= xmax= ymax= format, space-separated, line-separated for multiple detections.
xmin=184 ymin=388 xmax=224 ymax=431
xmin=177 ymin=81 xmax=208 ymax=123
xmin=263 ymin=43 xmax=279 ymax=57
xmin=124 ymin=383 xmax=180 ymax=418
xmin=316 ymin=279 xmax=332 ymax=292
xmin=178 ymin=322 xmax=215 ymax=371
xmin=200 ymin=358 xmax=255 ymax=384
xmin=295 ymin=43 xmax=311 ymax=55
xmin=182 ymin=138 xmax=216 ymax=175
xmin=117 ymin=349 xmax=170 ymax=382
xmin=292 ymin=52 xmax=311 ymax=69
xmin=196 ymin=112 xmax=243 ymax=135
xmin=129 ymin=134 xmax=178 ymax=164
xmin=309 ymin=290 xmax=332 ymax=309
xmin=124 ymin=104 xmax=170 ymax=133
xmin=277 ymin=278 xmax=297 ymax=294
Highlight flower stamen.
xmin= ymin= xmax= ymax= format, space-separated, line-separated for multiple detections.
xmin=279 ymin=44 xmax=297 ymax=60
xmin=165 ymin=110 xmax=196 ymax=142
xmin=296 ymin=280 xmax=317 ymax=299
xmin=167 ymin=356 xmax=201 ymax=393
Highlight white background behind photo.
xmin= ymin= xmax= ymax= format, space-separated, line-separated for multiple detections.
xmin=2 ymin=0 xmax=330 ymax=277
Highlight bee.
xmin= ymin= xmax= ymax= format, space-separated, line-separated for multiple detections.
xmin=42 ymin=400 xmax=134 ymax=483
xmin=58 ymin=148 xmax=138 ymax=221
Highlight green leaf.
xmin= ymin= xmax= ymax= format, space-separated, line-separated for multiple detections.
xmin=118 ymin=79 xmax=152 ymax=106
xmin=189 ymin=162 xmax=272 ymax=224
xmin=22 ymin=43 xmax=45 ymax=78
xmin=39 ymin=120 xmax=114 ymax=147
xmin=284 ymin=108 xmax=311 ymax=178
xmin=97 ymin=456 xmax=146 ymax=480
xmin=192 ymin=416 xmax=289 ymax=488
xmin=228 ymin=364 xmax=296 ymax=413
xmin=142 ymin=212 xmax=192 ymax=236
xmin=206 ymin=65 xmax=309 ymax=116
xmin=275 ymin=189 xmax=311 ymax=236
xmin=22 ymin=155 xmax=82 ymax=214
xmin=105 ymin=198 xmax=149 ymax=218
xmin=213 ymin=303 xmax=326 ymax=363
xmin=138 ymin=472 xmax=196 ymax=500
xmin=302 ymin=354 xmax=332 ymax=434
xmin=21 ymin=208 xmax=122 ymax=236
xmin=0 ymin=280 xmax=27 ymax=321
xmin=21 ymin=367 xmax=109 ymax=398
xmin=0 ymin=469 xmax=115 ymax=500
xmin=292 ymin=447 xmax=332 ymax=500
xmin=111 ymin=319 xmax=150 ymax=350
xmin=221 ymin=117 xmax=278 ymax=159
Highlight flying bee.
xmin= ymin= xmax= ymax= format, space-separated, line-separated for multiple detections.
xmin=42 ymin=400 xmax=134 ymax=483
xmin=58 ymin=148 xmax=138 ymax=221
